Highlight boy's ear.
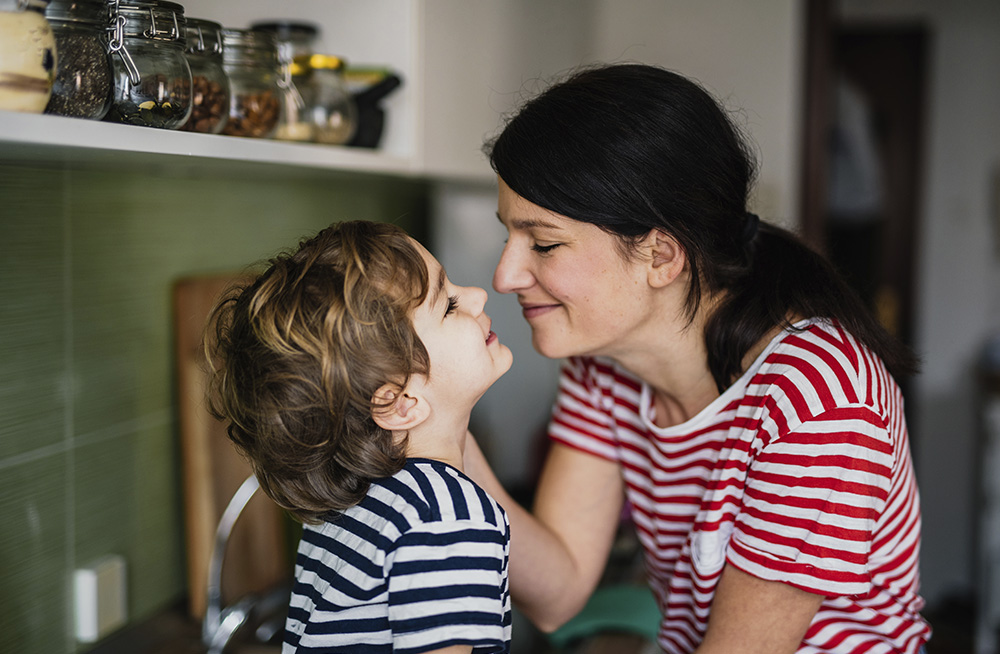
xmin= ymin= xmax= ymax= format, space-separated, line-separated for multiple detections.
xmin=643 ymin=228 xmax=686 ymax=288
xmin=371 ymin=383 xmax=429 ymax=432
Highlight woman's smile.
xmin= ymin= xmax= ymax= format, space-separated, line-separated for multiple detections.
xmin=520 ymin=302 xmax=561 ymax=320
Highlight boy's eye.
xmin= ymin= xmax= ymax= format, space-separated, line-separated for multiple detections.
xmin=445 ymin=295 xmax=459 ymax=317
xmin=531 ymin=243 xmax=560 ymax=254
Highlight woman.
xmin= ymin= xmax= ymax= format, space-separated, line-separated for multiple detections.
xmin=463 ymin=64 xmax=930 ymax=654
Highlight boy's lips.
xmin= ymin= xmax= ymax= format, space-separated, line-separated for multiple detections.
xmin=486 ymin=331 xmax=497 ymax=345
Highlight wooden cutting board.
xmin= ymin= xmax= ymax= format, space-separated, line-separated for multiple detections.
xmin=173 ymin=273 xmax=291 ymax=619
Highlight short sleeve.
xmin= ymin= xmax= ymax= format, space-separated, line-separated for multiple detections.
xmin=728 ymin=404 xmax=894 ymax=596
xmin=386 ymin=518 xmax=510 ymax=654
xmin=548 ymin=357 xmax=620 ymax=462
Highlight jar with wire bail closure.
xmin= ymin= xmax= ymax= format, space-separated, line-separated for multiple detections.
xmin=43 ymin=0 xmax=110 ymax=118
xmin=295 ymin=54 xmax=356 ymax=145
xmin=103 ymin=0 xmax=192 ymax=129
xmin=220 ymin=27 xmax=280 ymax=138
xmin=0 ymin=0 xmax=56 ymax=113
xmin=178 ymin=17 xmax=228 ymax=133
xmin=250 ymin=21 xmax=319 ymax=143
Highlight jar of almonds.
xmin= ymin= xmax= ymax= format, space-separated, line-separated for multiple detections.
xmin=220 ymin=28 xmax=280 ymax=139
xmin=179 ymin=18 xmax=229 ymax=133
xmin=103 ymin=0 xmax=192 ymax=129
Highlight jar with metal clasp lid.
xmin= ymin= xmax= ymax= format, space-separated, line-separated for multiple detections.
xmin=44 ymin=0 xmax=111 ymax=119
xmin=103 ymin=0 xmax=192 ymax=129
xmin=250 ymin=21 xmax=318 ymax=142
xmin=178 ymin=17 xmax=228 ymax=133
xmin=294 ymin=54 xmax=356 ymax=145
xmin=0 ymin=0 xmax=56 ymax=112
xmin=220 ymin=28 xmax=280 ymax=138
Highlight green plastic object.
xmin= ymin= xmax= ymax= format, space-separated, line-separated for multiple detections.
xmin=547 ymin=584 xmax=661 ymax=648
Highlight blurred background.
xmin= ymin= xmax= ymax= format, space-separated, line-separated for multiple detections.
xmin=2 ymin=0 xmax=999 ymax=652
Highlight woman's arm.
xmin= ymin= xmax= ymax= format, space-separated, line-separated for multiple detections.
xmin=696 ymin=565 xmax=824 ymax=654
xmin=464 ymin=434 xmax=625 ymax=631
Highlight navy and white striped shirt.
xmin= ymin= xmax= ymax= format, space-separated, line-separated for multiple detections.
xmin=283 ymin=458 xmax=511 ymax=653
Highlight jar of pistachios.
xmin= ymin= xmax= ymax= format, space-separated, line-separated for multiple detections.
xmin=220 ymin=28 xmax=280 ymax=139
xmin=179 ymin=17 xmax=229 ymax=133
xmin=44 ymin=0 xmax=111 ymax=119
xmin=103 ymin=0 xmax=192 ymax=129
xmin=0 ymin=0 xmax=56 ymax=113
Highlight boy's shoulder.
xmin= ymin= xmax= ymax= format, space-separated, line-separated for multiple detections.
xmin=343 ymin=458 xmax=507 ymax=541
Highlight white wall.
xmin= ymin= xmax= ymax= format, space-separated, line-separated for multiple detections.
xmin=841 ymin=0 xmax=1000 ymax=612
xmin=586 ymin=0 xmax=804 ymax=229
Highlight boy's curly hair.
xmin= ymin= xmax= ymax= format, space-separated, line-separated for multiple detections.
xmin=206 ymin=221 xmax=430 ymax=523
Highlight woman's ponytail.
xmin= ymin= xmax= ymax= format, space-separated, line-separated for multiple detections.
xmin=705 ymin=223 xmax=918 ymax=391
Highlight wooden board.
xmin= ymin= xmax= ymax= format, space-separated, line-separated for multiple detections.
xmin=173 ymin=274 xmax=290 ymax=619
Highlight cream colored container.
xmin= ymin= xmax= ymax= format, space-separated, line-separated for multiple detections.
xmin=0 ymin=1 xmax=56 ymax=112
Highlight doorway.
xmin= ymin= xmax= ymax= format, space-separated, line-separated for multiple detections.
xmin=800 ymin=1 xmax=928 ymax=352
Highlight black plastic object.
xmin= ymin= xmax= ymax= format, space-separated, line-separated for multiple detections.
xmin=347 ymin=73 xmax=402 ymax=149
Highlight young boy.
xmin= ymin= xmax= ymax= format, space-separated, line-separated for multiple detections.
xmin=207 ymin=220 xmax=514 ymax=654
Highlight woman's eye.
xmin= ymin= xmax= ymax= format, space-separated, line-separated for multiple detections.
xmin=531 ymin=243 xmax=561 ymax=254
xmin=445 ymin=295 xmax=459 ymax=317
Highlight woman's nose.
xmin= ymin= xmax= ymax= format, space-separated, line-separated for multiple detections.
xmin=493 ymin=243 xmax=531 ymax=294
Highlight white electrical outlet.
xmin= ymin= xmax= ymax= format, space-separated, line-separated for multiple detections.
xmin=74 ymin=555 xmax=127 ymax=643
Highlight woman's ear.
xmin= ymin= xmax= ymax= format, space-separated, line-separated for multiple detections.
xmin=371 ymin=382 xmax=430 ymax=432
xmin=644 ymin=228 xmax=686 ymax=288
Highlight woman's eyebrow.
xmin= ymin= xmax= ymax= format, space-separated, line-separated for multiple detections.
xmin=495 ymin=211 xmax=561 ymax=231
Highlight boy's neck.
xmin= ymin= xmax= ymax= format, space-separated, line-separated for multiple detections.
xmin=400 ymin=410 xmax=472 ymax=472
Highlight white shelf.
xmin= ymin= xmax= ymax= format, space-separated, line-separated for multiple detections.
xmin=0 ymin=110 xmax=417 ymax=179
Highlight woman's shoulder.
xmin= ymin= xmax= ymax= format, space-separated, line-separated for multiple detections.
xmin=751 ymin=318 xmax=898 ymax=415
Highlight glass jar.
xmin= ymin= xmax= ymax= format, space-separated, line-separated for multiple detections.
xmin=250 ymin=21 xmax=318 ymax=143
xmin=44 ymin=0 xmax=111 ymax=119
xmin=0 ymin=0 xmax=56 ymax=113
xmin=178 ymin=17 xmax=228 ymax=133
xmin=297 ymin=54 xmax=356 ymax=146
xmin=103 ymin=0 xmax=191 ymax=129
xmin=220 ymin=28 xmax=280 ymax=138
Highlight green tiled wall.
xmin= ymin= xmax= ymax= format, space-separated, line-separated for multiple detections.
xmin=0 ymin=160 xmax=429 ymax=653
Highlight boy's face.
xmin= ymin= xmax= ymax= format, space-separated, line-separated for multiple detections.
xmin=408 ymin=239 xmax=513 ymax=413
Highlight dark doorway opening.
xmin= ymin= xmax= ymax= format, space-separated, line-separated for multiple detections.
xmin=800 ymin=2 xmax=928 ymax=354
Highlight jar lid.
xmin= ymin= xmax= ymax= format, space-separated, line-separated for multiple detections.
xmin=249 ymin=20 xmax=319 ymax=40
xmin=111 ymin=0 xmax=187 ymax=42
xmin=291 ymin=53 xmax=345 ymax=75
xmin=45 ymin=0 xmax=105 ymax=25
xmin=184 ymin=17 xmax=224 ymax=55
xmin=221 ymin=27 xmax=278 ymax=66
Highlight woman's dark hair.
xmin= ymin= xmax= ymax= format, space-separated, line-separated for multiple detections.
xmin=485 ymin=63 xmax=917 ymax=390
xmin=206 ymin=221 xmax=430 ymax=523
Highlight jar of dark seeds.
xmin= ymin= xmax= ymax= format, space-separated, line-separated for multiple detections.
xmin=103 ymin=0 xmax=192 ymax=129
xmin=44 ymin=0 xmax=111 ymax=119
xmin=179 ymin=17 xmax=228 ymax=133
xmin=220 ymin=28 xmax=280 ymax=138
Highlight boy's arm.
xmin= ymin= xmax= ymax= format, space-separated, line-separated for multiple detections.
xmin=463 ymin=432 xmax=625 ymax=632
xmin=425 ymin=647 xmax=472 ymax=654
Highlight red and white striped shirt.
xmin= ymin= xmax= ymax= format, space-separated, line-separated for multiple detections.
xmin=549 ymin=320 xmax=930 ymax=653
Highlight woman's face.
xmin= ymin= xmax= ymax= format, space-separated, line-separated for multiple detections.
xmin=493 ymin=178 xmax=656 ymax=360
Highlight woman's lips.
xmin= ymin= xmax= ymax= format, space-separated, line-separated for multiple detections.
xmin=521 ymin=303 xmax=559 ymax=320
